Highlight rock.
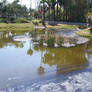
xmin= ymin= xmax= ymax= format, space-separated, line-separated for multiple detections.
xmin=43 ymin=43 xmax=48 ymax=47
xmin=33 ymin=42 xmax=39 ymax=45
xmin=70 ymin=44 xmax=76 ymax=47
xmin=12 ymin=36 xmax=31 ymax=42
xmin=62 ymin=42 xmax=76 ymax=48
xmin=76 ymin=37 xmax=89 ymax=45
xmin=34 ymin=26 xmax=45 ymax=29
xmin=54 ymin=43 xmax=59 ymax=48
xmin=36 ymin=37 xmax=41 ymax=41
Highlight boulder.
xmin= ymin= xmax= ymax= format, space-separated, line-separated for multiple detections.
xmin=62 ymin=42 xmax=76 ymax=48
xmin=43 ymin=43 xmax=48 ymax=47
xmin=76 ymin=37 xmax=89 ymax=45
xmin=54 ymin=43 xmax=59 ymax=48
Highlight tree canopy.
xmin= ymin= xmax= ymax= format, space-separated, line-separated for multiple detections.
xmin=0 ymin=0 xmax=29 ymax=22
xmin=40 ymin=0 xmax=88 ymax=22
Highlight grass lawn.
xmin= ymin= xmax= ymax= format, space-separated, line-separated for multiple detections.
xmin=0 ymin=23 xmax=78 ymax=32
xmin=0 ymin=23 xmax=34 ymax=31
xmin=76 ymin=28 xmax=92 ymax=37
xmin=46 ymin=24 xmax=78 ymax=29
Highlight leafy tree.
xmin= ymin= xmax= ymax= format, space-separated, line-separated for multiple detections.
xmin=40 ymin=0 xmax=88 ymax=22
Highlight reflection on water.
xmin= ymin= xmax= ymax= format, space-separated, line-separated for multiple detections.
xmin=33 ymin=45 xmax=88 ymax=74
xmin=0 ymin=31 xmax=91 ymax=92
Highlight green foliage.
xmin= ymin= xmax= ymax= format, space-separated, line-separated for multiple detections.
xmin=40 ymin=0 xmax=88 ymax=22
xmin=14 ymin=18 xmax=28 ymax=23
xmin=39 ymin=38 xmax=43 ymax=45
xmin=0 ymin=0 xmax=29 ymax=23
xmin=27 ymin=49 xmax=33 ymax=56
xmin=62 ymin=0 xmax=88 ymax=22
xmin=32 ymin=20 xmax=39 ymax=25
xmin=0 ymin=23 xmax=34 ymax=31
xmin=0 ymin=18 xmax=7 ymax=23
xmin=90 ymin=28 xmax=92 ymax=34
xmin=32 ymin=19 xmax=42 ymax=25
xmin=78 ymin=25 xmax=87 ymax=29
xmin=58 ymin=37 xmax=64 ymax=45
xmin=31 ymin=30 xmax=38 ymax=37
xmin=46 ymin=37 xmax=55 ymax=47
xmin=27 ymin=18 xmax=32 ymax=21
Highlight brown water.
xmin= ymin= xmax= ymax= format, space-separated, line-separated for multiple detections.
xmin=0 ymin=31 xmax=92 ymax=92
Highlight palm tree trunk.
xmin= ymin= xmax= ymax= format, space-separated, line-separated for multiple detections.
xmin=53 ymin=6 xmax=55 ymax=21
xmin=57 ymin=2 xmax=59 ymax=21
xmin=42 ymin=0 xmax=45 ymax=21
xmin=59 ymin=5 xmax=62 ymax=21
xmin=48 ymin=2 xmax=50 ymax=21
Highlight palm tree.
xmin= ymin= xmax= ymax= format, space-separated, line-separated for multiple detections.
xmin=40 ymin=0 xmax=57 ymax=21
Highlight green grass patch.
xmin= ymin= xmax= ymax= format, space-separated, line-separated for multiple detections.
xmin=47 ymin=37 xmax=55 ymax=47
xmin=0 ymin=23 xmax=34 ymax=32
xmin=47 ymin=24 xmax=78 ymax=29
xmin=77 ymin=34 xmax=92 ymax=37
xmin=76 ymin=28 xmax=92 ymax=37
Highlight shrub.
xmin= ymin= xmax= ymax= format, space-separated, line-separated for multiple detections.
xmin=39 ymin=38 xmax=43 ymax=45
xmin=46 ymin=37 xmax=55 ymax=47
xmin=38 ymin=19 xmax=42 ymax=23
xmin=9 ymin=17 xmax=15 ymax=23
xmin=27 ymin=18 xmax=32 ymax=21
xmin=58 ymin=37 xmax=64 ymax=45
xmin=32 ymin=20 xmax=39 ymax=25
xmin=90 ymin=28 xmax=92 ymax=34
xmin=69 ymin=38 xmax=77 ymax=44
xmin=31 ymin=30 xmax=37 ymax=37
xmin=32 ymin=19 xmax=42 ymax=25
xmin=0 ymin=18 xmax=7 ymax=23
xmin=14 ymin=18 xmax=28 ymax=23
xmin=78 ymin=25 xmax=87 ymax=29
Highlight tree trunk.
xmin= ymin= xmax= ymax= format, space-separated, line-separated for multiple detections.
xmin=48 ymin=6 xmax=50 ymax=20
xmin=42 ymin=0 xmax=45 ymax=21
xmin=53 ymin=6 xmax=55 ymax=21
xmin=48 ymin=0 xmax=50 ymax=21
xmin=57 ymin=2 xmax=59 ymax=21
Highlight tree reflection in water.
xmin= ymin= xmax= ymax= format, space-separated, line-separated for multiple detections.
xmin=33 ymin=45 xmax=89 ymax=74
xmin=27 ymin=40 xmax=33 ymax=56
xmin=0 ymin=31 xmax=24 ymax=48
xmin=0 ymin=31 xmax=89 ymax=75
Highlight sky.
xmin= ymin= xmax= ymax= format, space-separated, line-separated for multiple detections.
xmin=1 ymin=0 xmax=40 ymax=9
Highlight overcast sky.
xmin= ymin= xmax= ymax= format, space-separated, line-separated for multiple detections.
xmin=1 ymin=0 xmax=40 ymax=9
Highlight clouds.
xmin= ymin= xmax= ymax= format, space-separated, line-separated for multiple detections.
xmin=1 ymin=0 xmax=39 ymax=9
xmin=19 ymin=0 xmax=31 ymax=8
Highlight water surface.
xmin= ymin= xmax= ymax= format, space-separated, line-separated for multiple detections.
xmin=0 ymin=31 xmax=92 ymax=92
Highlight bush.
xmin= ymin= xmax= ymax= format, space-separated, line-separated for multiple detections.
xmin=27 ymin=18 xmax=32 ymax=21
xmin=32 ymin=20 xmax=39 ymax=25
xmin=39 ymin=38 xmax=43 ymax=45
xmin=90 ymin=28 xmax=92 ymax=34
xmin=31 ymin=30 xmax=37 ymax=37
xmin=38 ymin=19 xmax=42 ymax=23
xmin=14 ymin=18 xmax=28 ymax=23
xmin=32 ymin=19 xmax=42 ymax=25
xmin=47 ymin=37 xmax=55 ymax=47
xmin=78 ymin=25 xmax=87 ymax=29
xmin=0 ymin=18 xmax=7 ymax=23
xmin=58 ymin=37 xmax=64 ymax=45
